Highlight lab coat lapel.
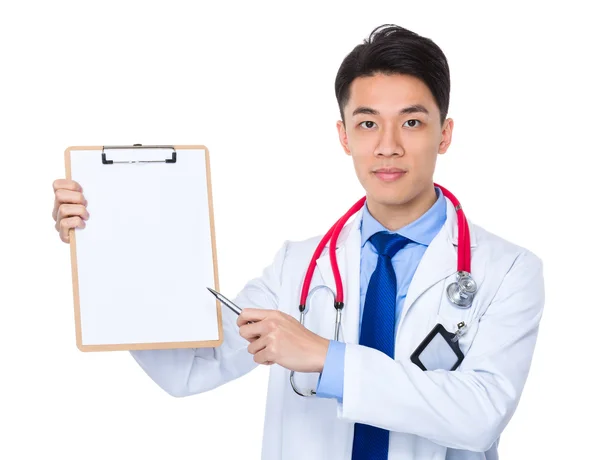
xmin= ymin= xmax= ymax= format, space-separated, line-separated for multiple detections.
xmin=400 ymin=197 xmax=479 ymax=323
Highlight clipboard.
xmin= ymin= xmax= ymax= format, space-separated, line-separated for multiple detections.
xmin=64 ymin=144 xmax=223 ymax=351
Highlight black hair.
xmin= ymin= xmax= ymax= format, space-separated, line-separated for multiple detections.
xmin=335 ymin=24 xmax=451 ymax=127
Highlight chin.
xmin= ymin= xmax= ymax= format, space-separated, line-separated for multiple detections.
xmin=367 ymin=190 xmax=410 ymax=207
xmin=367 ymin=184 xmax=425 ymax=208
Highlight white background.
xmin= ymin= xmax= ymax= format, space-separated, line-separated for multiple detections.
xmin=0 ymin=1 xmax=598 ymax=459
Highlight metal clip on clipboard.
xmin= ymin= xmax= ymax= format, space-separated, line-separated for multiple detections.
xmin=101 ymin=144 xmax=177 ymax=165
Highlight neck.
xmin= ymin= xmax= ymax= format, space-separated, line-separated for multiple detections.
xmin=366 ymin=185 xmax=438 ymax=231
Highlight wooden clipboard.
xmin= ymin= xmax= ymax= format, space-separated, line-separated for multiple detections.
xmin=64 ymin=145 xmax=223 ymax=351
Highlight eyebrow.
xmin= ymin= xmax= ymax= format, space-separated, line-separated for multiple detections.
xmin=351 ymin=104 xmax=430 ymax=117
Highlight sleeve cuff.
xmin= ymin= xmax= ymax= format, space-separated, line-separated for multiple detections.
xmin=315 ymin=340 xmax=345 ymax=402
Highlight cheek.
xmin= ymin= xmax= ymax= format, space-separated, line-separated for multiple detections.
xmin=351 ymin=155 xmax=372 ymax=182
xmin=415 ymin=152 xmax=438 ymax=175
xmin=347 ymin=129 xmax=375 ymax=151
xmin=352 ymin=152 xmax=373 ymax=171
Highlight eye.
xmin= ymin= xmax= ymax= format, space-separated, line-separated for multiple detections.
xmin=359 ymin=121 xmax=377 ymax=129
xmin=404 ymin=119 xmax=422 ymax=128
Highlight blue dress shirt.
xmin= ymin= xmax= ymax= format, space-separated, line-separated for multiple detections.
xmin=315 ymin=186 xmax=447 ymax=402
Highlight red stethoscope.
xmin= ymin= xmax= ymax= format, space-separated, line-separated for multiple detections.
xmin=289 ymin=183 xmax=477 ymax=397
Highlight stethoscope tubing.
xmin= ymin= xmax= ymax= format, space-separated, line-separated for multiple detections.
xmin=299 ymin=183 xmax=472 ymax=310
xmin=290 ymin=184 xmax=474 ymax=397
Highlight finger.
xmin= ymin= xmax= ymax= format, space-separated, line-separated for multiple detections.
xmin=59 ymin=216 xmax=86 ymax=243
xmin=238 ymin=308 xmax=276 ymax=326
xmin=239 ymin=321 xmax=268 ymax=341
xmin=53 ymin=189 xmax=87 ymax=221
xmin=238 ymin=308 xmax=269 ymax=326
xmin=55 ymin=204 xmax=90 ymax=231
xmin=253 ymin=347 xmax=274 ymax=365
xmin=53 ymin=179 xmax=82 ymax=193
xmin=247 ymin=334 xmax=269 ymax=355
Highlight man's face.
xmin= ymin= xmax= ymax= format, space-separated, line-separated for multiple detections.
xmin=337 ymin=72 xmax=453 ymax=208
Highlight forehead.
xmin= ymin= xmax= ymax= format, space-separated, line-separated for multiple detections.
xmin=346 ymin=73 xmax=438 ymax=115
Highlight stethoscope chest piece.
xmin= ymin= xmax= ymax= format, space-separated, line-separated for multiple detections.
xmin=446 ymin=271 xmax=477 ymax=309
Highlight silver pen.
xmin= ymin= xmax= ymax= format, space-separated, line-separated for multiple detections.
xmin=206 ymin=287 xmax=242 ymax=315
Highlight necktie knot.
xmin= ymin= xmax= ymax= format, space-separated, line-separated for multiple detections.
xmin=369 ymin=231 xmax=411 ymax=259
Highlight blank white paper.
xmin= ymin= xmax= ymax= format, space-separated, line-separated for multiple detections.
xmin=69 ymin=147 xmax=219 ymax=346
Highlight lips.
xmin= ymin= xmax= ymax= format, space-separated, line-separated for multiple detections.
xmin=373 ymin=168 xmax=407 ymax=182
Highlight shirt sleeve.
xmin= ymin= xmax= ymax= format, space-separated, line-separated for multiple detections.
xmin=315 ymin=340 xmax=346 ymax=402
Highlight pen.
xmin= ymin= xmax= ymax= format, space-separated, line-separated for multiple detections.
xmin=206 ymin=287 xmax=242 ymax=315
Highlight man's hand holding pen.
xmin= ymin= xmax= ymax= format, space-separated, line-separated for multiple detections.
xmin=237 ymin=309 xmax=329 ymax=374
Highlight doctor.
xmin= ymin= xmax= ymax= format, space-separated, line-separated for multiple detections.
xmin=51 ymin=24 xmax=544 ymax=460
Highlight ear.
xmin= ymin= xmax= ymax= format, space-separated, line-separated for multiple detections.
xmin=336 ymin=120 xmax=351 ymax=155
xmin=438 ymin=118 xmax=454 ymax=155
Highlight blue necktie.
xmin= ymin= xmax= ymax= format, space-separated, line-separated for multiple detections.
xmin=351 ymin=231 xmax=411 ymax=460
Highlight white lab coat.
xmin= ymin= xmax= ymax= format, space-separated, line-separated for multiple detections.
xmin=130 ymin=196 xmax=545 ymax=460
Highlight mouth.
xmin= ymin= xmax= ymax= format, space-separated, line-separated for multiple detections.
xmin=372 ymin=168 xmax=407 ymax=182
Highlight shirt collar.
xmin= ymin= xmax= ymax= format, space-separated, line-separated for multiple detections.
xmin=360 ymin=186 xmax=447 ymax=248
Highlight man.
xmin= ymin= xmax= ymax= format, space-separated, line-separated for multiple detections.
xmin=52 ymin=24 xmax=544 ymax=459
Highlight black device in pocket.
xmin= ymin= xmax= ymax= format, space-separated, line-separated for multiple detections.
xmin=410 ymin=323 xmax=465 ymax=371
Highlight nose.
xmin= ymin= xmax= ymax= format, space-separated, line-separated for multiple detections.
xmin=375 ymin=124 xmax=404 ymax=157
